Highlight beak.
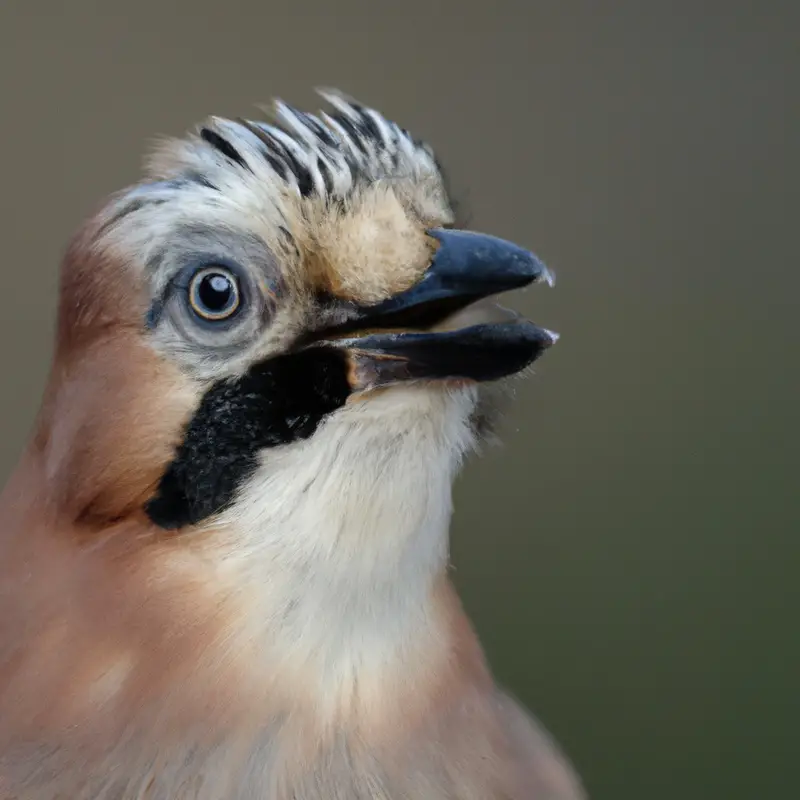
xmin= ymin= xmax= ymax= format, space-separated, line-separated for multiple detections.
xmin=311 ymin=228 xmax=559 ymax=392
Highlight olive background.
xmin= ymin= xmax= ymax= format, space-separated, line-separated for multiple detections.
xmin=0 ymin=2 xmax=796 ymax=798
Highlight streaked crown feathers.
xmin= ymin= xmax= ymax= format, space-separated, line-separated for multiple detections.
xmin=146 ymin=88 xmax=445 ymax=203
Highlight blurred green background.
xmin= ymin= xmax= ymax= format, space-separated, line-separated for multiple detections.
xmin=0 ymin=2 xmax=796 ymax=797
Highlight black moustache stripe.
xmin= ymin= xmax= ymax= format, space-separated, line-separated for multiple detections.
xmin=145 ymin=347 xmax=351 ymax=530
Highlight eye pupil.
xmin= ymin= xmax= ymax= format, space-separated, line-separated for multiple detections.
xmin=190 ymin=268 xmax=241 ymax=321
xmin=200 ymin=274 xmax=233 ymax=310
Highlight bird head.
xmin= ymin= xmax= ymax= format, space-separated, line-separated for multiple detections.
xmin=40 ymin=89 xmax=556 ymax=539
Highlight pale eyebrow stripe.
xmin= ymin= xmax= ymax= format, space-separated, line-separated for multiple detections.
xmin=95 ymin=179 xmax=202 ymax=238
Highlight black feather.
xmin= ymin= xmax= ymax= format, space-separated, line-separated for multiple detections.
xmin=145 ymin=348 xmax=352 ymax=530
xmin=200 ymin=128 xmax=250 ymax=171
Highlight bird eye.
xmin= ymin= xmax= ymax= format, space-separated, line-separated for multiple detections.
xmin=188 ymin=267 xmax=241 ymax=322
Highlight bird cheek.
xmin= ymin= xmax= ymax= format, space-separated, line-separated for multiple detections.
xmin=38 ymin=334 xmax=198 ymax=530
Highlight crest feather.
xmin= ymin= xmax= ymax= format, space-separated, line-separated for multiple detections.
xmin=189 ymin=89 xmax=440 ymax=201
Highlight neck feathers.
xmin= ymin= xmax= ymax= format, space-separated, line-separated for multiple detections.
xmin=203 ymin=384 xmax=481 ymax=725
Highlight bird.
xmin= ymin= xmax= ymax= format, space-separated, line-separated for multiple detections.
xmin=0 ymin=89 xmax=585 ymax=799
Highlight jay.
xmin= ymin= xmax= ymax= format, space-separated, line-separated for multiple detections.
xmin=0 ymin=90 xmax=584 ymax=799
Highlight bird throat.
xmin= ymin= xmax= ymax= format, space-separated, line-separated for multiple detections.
xmin=145 ymin=348 xmax=352 ymax=529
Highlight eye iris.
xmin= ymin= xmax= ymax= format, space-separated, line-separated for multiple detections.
xmin=190 ymin=269 xmax=240 ymax=320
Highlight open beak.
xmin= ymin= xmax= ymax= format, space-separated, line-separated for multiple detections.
xmin=310 ymin=228 xmax=558 ymax=392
